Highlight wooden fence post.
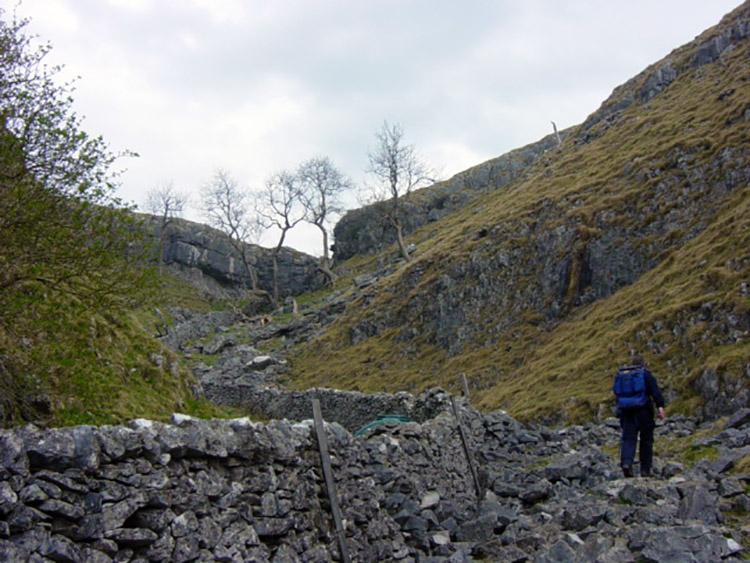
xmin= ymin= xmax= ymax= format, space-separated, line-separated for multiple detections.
xmin=460 ymin=373 xmax=471 ymax=402
xmin=312 ymin=398 xmax=351 ymax=563
xmin=451 ymin=396 xmax=482 ymax=502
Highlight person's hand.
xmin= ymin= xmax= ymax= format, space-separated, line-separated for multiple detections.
xmin=657 ymin=407 xmax=666 ymax=420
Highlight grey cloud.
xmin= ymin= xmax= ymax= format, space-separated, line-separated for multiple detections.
xmin=14 ymin=0 xmax=743 ymax=255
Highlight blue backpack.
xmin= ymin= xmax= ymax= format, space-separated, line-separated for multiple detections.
xmin=613 ymin=365 xmax=648 ymax=409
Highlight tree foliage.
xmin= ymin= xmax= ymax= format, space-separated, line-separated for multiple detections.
xmin=0 ymin=9 xmax=154 ymax=425
xmin=0 ymin=10 xmax=150 ymax=318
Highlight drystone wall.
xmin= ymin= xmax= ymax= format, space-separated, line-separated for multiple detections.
xmin=0 ymin=393 xmax=480 ymax=562
xmin=3 ymin=393 xmax=750 ymax=562
xmin=200 ymin=384 xmax=454 ymax=434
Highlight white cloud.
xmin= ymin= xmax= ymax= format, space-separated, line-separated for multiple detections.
xmin=190 ymin=0 xmax=242 ymax=25
xmin=106 ymin=0 xmax=152 ymax=12
xmin=176 ymin=31 xmax=200 ymax=51
xmin=16 ymin=0 xmax=79 ymax=33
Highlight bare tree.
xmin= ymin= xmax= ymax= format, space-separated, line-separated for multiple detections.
xmin=145 ymin=181 xmax=188 ymax=228
xmin=551 ymin=121 xmax=562 ymax=146
xmin=365 ymin=121 xmax=433 ymax=262
xmin=257 ymin=170 xmax=306 ymax=301
xmin=200 ymin=169 xmax=261 ymax=290
xmin=297 ymin=156 xmax=353 ymax=283
xmin=143 ymin=182 xmax=188 ymax=272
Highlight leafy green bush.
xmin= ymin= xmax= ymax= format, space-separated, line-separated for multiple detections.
xmin=0 ymin=9 xmax=191 ymax=427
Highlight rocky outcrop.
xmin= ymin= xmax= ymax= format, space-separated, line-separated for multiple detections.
xmin=395 ymin=143 xmax=750 ymax=356
xmin=139 ymin=214 xmax=324 ymax=298
xmin=2 ymin=394 xmax=750 ymax=561
xmin=332 ymin=130 xmax=565 ymax=262
xmin=577 ymin=2 xmax=749 ymax=144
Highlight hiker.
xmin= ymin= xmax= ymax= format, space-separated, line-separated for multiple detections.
xmin=613 ymin=354 xmax=666 ymax=478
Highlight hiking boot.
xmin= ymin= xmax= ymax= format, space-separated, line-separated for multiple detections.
xmin=622 ymin=465 xmax=634 ymax=478
xmin=641 ymin=469 xmax=652 ymax=478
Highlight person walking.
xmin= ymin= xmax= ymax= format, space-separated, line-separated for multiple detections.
xmin=613 ymin=354 xmax=666 ymax=477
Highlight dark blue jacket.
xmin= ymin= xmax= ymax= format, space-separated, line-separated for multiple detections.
xmin=643 ymin=369 xmax=665 ymax=410
xmin=617 ymin=367 xmax=665 ymax=427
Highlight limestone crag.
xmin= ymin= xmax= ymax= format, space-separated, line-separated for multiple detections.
xmin=139 ymin=214 xmax=324 ymax=298
xmin=380 ymin=142 xmax=750 ymax=357
xmin=338 ymin=131 xmax=750 ymax=371
xmin=2 ymin=395 xmax=750 ymax=561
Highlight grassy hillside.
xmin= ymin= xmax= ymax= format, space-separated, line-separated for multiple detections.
xmin=0 ymin=9 xmax=246 ymax=428
xmin=287 ymin=3 xmax=750 ymax=423
xmin=0 ymin=271 xmax=237 ymax=427
xmin=476 ymin=185 xmax=750 ymax=421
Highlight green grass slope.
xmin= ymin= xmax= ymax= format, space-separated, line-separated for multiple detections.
xmin=288 ymin=3 xmax=750 ymax=423
xmin=0 ymin=272 xmax=235 ymax=427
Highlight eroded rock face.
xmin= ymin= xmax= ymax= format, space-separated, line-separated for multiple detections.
xmin=578 ymin=11 xmax=750 ymax=144
xmin=139 ymin=214 xmax=324 ymax=298
xmin=1 ymin=392 xmax=749 ymax=562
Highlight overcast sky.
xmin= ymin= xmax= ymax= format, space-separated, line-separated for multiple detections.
xmin=11 ymin=0 xmax=742 ymax=255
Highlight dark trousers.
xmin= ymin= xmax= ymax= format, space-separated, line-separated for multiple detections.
xmin=619 ymin=407 xmax=655 ymax=472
